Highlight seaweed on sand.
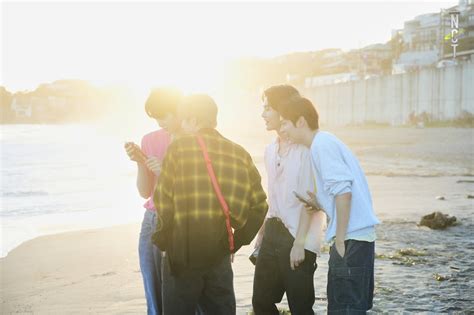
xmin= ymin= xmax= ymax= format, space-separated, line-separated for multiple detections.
xmin=376 ymin=248 xmax=428 ymax=266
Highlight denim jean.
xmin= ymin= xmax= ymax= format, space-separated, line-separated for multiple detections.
xmin=162 ymin=253 xmax=235 ymax=315
xmin=327 ymin=240 xmax=375 ymax=314
xmin=139 ymin=209 xmax=163 ymax=315
xmin=253 ymin=218 xmax=317 ymax=315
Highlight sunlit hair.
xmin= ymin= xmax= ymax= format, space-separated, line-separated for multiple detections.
xmin=279 ymin=96 xmax=319 ymax=130
xmin=262 ymin=84 xmax=300 ymax=112
xmin=179 ymin=94 xmax=218 ymax=128
xmin=145 ymin=87 xmax=183 ymax=119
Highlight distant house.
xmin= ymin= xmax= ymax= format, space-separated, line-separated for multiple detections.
xmin=441 ymin=0 xmax=474 ymax=59
xmin=304 ymin=72 xmax=359 ymax=88
xmin=393 ymin=12 xmax=441 ymax=72
xmin=393 ymin=0 xmax=474 ymax=72
xmin=347 ymin=43 xmax=393 ymax=76
xmin=362 ymin=44 xmax=392 ymax=67
xmin=11 ymin=96 xmax=32 ymax=118
xmin=318 ymin=49 xmax=347 ymax=73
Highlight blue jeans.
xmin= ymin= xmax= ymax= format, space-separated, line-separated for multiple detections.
xmin=139 ymin=210 xmax=162 ymax=315
xmin=327 ymin=240 xmax=375 ymax=314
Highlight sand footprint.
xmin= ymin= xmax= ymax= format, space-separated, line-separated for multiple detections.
xmin=90 ymin=271 xmax=117 ymax=278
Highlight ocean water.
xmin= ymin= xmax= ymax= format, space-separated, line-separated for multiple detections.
xmin=1 ymin=124 xmax=473 ymax=312
xmin=0 ymin=124 xmax=148 ymax=257
xmin=0 ymin=124 xmax=271 ymax=258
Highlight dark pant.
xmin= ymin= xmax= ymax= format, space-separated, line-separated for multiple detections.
xmin=327 ymin=240 xmax=375 ymax=314
xmin=252 ymin=218 xmax=317 ymax=315
xmin=161 ymin=253 xmax=236 ymax=315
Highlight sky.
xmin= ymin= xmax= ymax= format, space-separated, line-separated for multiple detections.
xmin=1 ymin=1 xmax=456 ymax=93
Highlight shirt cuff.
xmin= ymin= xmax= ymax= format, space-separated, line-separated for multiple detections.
xmin=336 ymin=185 xmax=352 ymax=195
xmin=327 ymin=181 xmax=352 ymax=196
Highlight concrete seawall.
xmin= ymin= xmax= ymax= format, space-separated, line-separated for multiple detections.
xmin=303 ymin=62 xmax=474 ymax=126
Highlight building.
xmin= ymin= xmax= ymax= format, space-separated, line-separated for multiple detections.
xmin=304 ymin=72 xmax=359 ymax=88
xmin=440 ymin=0 xmax=474 ymax=60
xmin=348 ymin=43 xmax=393 ymax=76
xmin=393 ymin=12 xmax=442 ymax=72
xmin=10 ymin=95 xmax=32 ymax=118
xmin=393 ymin=0 xmax=474 ymax=72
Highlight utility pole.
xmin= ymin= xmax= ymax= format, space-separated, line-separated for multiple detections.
xmin=440 ymin=9 xmax=444 ymax=61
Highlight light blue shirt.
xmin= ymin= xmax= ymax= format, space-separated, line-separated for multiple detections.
xmin=310 ymin=131 xmax=380 ymax=243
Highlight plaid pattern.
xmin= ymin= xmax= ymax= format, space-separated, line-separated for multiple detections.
xmin=152 ymin=128 xmax=268 ymax=272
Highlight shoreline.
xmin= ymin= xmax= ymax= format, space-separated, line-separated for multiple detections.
xmin=2 ymin=173 xmax=473 ymax=313
xmin=0 ymin=216 xmax=143 ymax=259
xmin=0 ymin=224 xmax=147 ymax=314
xmin=0 ymin=223 xmax=140 ymax=261
xmin=0 ymin=223 xmax=263 ymax=314
xmin=3 ymin=173 xmax=473 ymax=259
xmin=2 ymin=125 xmax=473 ymax=313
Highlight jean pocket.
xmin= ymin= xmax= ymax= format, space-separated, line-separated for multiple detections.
xmin=334 ymin=246 xmax=344 ymax=260
xmin=330 ymin=266 xmax=366 ymax=305
xmin=329 ymin=245 xmax=346 ymax=266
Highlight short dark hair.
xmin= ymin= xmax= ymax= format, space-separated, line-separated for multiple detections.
xmin=180 ymin=94 xmax=218 ymax=128
xmin=145 ymin=88 xmax=182 ymax=119
xmin=262 ymin=85 xmax=300 ymax=112
xmin=279 ymin=96 xmax=319 ymax=130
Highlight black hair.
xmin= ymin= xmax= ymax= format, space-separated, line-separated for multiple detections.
xmin=278 ymin=96 xmax=319 ymax=130
xmin=262 ymin=85 xmax=300 ymax=112
xmin=180 ymin=94 xmax=218 ymax=128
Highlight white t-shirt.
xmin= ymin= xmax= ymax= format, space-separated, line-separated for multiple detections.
xmin=264 ymin=138 xmax=326 ymax=254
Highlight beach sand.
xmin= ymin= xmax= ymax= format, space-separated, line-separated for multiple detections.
xmin=0 ymin=224 xmax=146 ymax=314
xmin=1 ymin=127 xmax=473 ymax=313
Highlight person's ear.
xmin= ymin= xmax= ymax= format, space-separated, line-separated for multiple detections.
xmin=296 ymin=116 xmax=306 ymax=128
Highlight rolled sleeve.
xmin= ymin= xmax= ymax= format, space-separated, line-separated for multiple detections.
xmin=325 ymin=180 xmax=352 ymax=196
xmin=314 ymin=140 xmax=353 ymax=197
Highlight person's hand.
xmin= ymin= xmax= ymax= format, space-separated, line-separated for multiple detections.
xmin=254 ymin=230 xmax=264 ymax=249
xmin=145 ymin=157 xmax=162 ymax=176
xmin=290 ymin=243 xmax=305 ymax=270
xmin=335 ymin=239 xmax=346 ymax=258
xmin=304 ymin=191 xmax=324 ymax=213
xmin=124 ymin=142 xmax=145 ymax=163
xmin=254 ymin=221 xmax=266 ymax=249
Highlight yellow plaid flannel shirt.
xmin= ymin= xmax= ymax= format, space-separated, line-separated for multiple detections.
xmin=152 ymin=128 xmax=268 ymax=271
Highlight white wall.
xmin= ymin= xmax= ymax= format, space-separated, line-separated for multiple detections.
xmin=302 ymin=62 xmax=474 ymax=126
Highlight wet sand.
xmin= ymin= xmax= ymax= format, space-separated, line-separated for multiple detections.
xmin=1 ymin=127 xmax=473 ymax=313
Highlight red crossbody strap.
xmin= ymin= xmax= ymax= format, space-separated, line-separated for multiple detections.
xmin=196 ymin=135 xmax=235 ymax=252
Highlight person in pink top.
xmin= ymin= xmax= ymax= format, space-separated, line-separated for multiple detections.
xmin=124 ymin=88 xmax=182 ymax=315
